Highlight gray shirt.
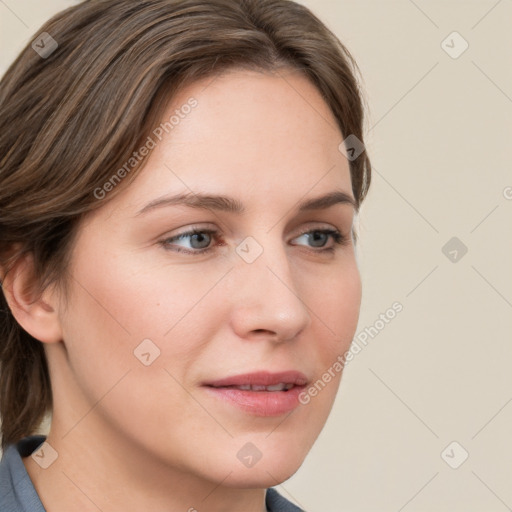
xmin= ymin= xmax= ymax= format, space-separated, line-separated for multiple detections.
xmin=0 ymin=436 xmax=304 ymax=511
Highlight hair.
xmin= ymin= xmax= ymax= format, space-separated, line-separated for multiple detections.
xmin=0 ymin=0 xmax=371 ymax=450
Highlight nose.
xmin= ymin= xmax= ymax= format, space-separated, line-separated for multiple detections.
xmin=228 ymin=237 xmax=312 ymax=343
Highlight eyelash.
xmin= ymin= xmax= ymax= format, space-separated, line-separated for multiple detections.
xmin=159 ymin=227 xmax=349 ymax=255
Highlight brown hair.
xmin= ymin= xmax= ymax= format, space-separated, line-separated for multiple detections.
xmin=0 ymin=0 xmax=371 ymax=450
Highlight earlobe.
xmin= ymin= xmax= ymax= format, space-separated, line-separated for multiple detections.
xmin=1 ymin=253 xmax=63 ymax=344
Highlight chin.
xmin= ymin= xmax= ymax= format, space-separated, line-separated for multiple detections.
xmin=222 ymin=438 xmax=311 ymax=488
xmin=222 ymin=458 xmax=305 ymax=489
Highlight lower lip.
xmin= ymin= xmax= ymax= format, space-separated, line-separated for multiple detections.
xmin=203 ymin=385 xmax=305 ymax=417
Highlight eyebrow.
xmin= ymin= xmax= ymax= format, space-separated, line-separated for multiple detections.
xmin=135 ymin=190 xmax=357 ymax=217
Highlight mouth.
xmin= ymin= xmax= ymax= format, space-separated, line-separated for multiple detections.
xmin=211 ymin=382 xmax=297 ymax=392
xmin=202 ymin=371 xmax=308 ymax=417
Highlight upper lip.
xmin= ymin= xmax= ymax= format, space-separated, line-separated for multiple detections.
xmin=204 ymin=371 xmax=308 ymax=388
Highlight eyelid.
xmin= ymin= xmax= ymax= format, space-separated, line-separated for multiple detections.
xmin=165 ymin=220 xmax=346 ymax=238
xmin=159 ymin=222 xmax=350 ymax=255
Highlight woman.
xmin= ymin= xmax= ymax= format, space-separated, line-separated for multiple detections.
xmin=0 ymin=0 xmax=371 ymax=510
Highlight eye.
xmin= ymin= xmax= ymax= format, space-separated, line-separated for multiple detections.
xmin=159 ymin=227 xmax=349 ymax=255
xmin=292 ymin=228 xmax=349 ymax=253
xmin=160 ymin=228 xmax=220 ymax=254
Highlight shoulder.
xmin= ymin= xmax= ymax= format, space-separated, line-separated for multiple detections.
xmin=266 ymin=487 xmax=305 ymax=512
xmin=0 ymin=435 xmax=47 ymax=512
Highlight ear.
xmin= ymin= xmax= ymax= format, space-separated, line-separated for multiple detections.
xmin=1 ymin=252 xmax=63 ymax=344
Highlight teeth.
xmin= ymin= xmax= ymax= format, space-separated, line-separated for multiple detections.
xmin=265 ymin=383 xmax=287 ymax=391
xmin=231 ymin=383 xmax=294 ymax=392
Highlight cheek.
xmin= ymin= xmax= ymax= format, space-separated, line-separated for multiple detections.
xmin=306 ymin=262 xmax=361 ymax=409
xmin=58 ymin=262 xmax=217 ymax=452
xmin=92 ymin=247 xmax=227 ymax=339
xmin=60 ymin=248 xmax=222 ymax=402
xmin=312 ymin=259 xmax=362 ymax=362
xmin=336 ymin=265 xmax=362 ymax=347
xmin=292 ymin=259 xmax=361 ymax=416
xmin=67 ymin=240 xmax=210 ymax=341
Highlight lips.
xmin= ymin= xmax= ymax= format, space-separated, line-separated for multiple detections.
xmin=204 ymin=370 xmax=308 ymax=388
xmin=226 ymin=382 xmax=294 ymax=392
xmin=202 ymin=371 xmax=309 ymax=417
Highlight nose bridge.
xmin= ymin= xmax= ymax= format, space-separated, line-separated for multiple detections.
xmin=229 ymin=231 xmax=311 ymax=340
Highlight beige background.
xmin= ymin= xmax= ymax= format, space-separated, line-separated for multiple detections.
xmin=1 ymin=1 xmax=511 ymax=511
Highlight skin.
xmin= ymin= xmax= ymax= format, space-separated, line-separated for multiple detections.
xmin=5 ymin=67 xmax=362 ymax=512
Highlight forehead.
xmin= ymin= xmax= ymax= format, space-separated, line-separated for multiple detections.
xmin=98 ymin=68 xmax=352 ymax=219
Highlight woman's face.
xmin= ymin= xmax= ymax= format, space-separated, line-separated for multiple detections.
xmin=51 ymin=68 xmax=362 ymax=486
